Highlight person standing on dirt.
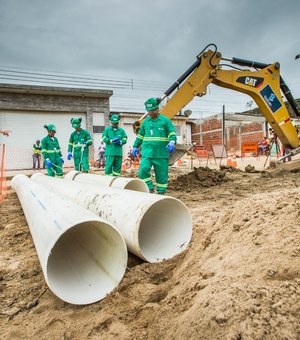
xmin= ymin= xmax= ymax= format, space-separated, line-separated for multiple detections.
xmin=282 ymin=145 xmax=292 ymax=163
xmin=41 ymin=124 xmax=64 ymax=177
xmin=98 ymin=141 xmax=106 ymax=168
xmin=32 ymin=139 xmax=42 ymax=170
xmin=67 ymin=118 xmax=93 ymax=172
xmin=102 ymin=114 xmax=127 ymax=176
xmin=131 ymin=97 xmax=177 ymax=195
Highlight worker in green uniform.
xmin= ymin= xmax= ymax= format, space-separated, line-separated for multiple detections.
xmin=131 ymin=97 xmax=177 ymax=194
xmin=41 ymin=124 xmax=64 ymax=177
xmin=67 ymin=118 xmax=93 ymax=172
xmin=102 ymin=114 xmax=127 ymax=176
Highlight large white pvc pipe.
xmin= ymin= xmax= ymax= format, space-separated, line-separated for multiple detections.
xmin=65 ymin=170 xmax=149 ymax=192
xmin=32 ymin=173 xmax=192 ymax=263
xmin=11 ymin=174 xmax=127 ymax=305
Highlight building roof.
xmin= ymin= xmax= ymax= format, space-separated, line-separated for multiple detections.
xmin=0 ymin=83 xmax=113 ymax=98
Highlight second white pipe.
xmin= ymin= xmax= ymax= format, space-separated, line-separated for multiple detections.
xmin=64 ymin=170 xmax=149 ymax=192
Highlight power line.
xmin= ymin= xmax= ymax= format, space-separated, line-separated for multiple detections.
xmin=3 ymin=64 xmax=297 ymax=116
xmin=0 ymin=66 xmax=169 ymax=90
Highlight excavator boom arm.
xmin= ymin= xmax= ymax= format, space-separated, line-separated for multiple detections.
xmin=212 ymin=64 xmax=299 ymax=148
xmin=158 ymin=47 xmax=300 ymax=149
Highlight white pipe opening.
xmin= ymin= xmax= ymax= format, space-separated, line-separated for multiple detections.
xmin=65 ymin=170 xmax=149 ymax=192
xmin=138 ymin=198 xmax=192 ymax=262
xmin=32 ymin=173 xmax=192 ymax=262
xmin=11 ymin=174 xmax=127 ymax=305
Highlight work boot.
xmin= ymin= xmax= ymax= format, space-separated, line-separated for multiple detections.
xmin=149 ymin=188 xmax=155 ymax=193
xmin=157 ymin=192 xmax=165 ymax=195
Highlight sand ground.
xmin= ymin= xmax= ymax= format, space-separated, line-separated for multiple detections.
xmin=1 ymin=164 xmax=299 ymax=339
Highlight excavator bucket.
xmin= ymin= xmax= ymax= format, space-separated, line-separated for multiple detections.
xmin=169 ymin=143 xmax=193 ymax=165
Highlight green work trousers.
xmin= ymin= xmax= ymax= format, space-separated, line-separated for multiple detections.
xmin=46 ymin=160 xmax=63 ymax=178
xmin=105 ymin=156 xmax=122 ymax=176
xmin=138 ymin=157 xmax=169 ymax=193
xmin=74 ymin=156 xmax=90 ymax=172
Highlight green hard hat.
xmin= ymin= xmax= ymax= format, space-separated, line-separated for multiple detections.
xmin=71 ymin=118 xmax=82 ymax=129
xmin=145 ymin=97 xmax=159 ymax=111
xmin=110 ymin=114 xmax=120 ymax=123
xmin=44 ymin=124 xmax=56 ymax=132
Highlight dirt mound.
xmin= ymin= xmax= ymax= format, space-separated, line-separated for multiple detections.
xmin=169 ymin=166 xmax=228 ymax=190
xmin=244 ymin=164 xmax=260 ymax=173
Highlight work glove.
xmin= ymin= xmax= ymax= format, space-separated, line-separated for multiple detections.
xmin=46 ymin=159 xmax=52 ymax=168
xmin=131 ymin=147 xmax=139 ymax=157
xmin=166 ymin=140 xmax=175 ymax=153
xmin=112 ymin=137 xmax=120 ymax=145
xmin=67 ymin=152 xmax=72 ymax=160
xmin=61 ymin=157 xmax=64 ymax=165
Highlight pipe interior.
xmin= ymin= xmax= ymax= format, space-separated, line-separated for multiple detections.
xmin=139 ymin=198 xmax=192 ymax=262
xmin=46 ymin=221 xmax=127 ymax=305
xmin=123 ymin=180 xmax=149 ymax=193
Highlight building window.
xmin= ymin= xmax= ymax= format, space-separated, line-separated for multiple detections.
xmin=175 ymin=126 xmax=181 ymax=136
xmin=93 ymin=126 xmax=105 ymax=133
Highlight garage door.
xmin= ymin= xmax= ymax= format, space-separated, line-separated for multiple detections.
xmin=0 ymin=111 xmax=86 ymax=170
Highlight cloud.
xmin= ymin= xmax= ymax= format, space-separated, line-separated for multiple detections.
xmin=0 ymin=0 xmax=299 ymax=115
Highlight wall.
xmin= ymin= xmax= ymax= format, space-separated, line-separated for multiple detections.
xmin=0 ymin=84 xmax=112 ymax=169
xmin=191 ymin=115 xmax=266 ymax=154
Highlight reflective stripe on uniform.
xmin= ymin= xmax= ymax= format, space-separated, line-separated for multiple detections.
xmin=41 ymin=149 xmax=61 ymax=153
xmin=168 ymin=131 xmax=176 ymax=138
xmin=143 ymin=137 xmax=169 ymax=142
xmin=156 ymin=182 xmax=168 ymax=188
xmin=141 ymin=176 xmax=152 ymax=183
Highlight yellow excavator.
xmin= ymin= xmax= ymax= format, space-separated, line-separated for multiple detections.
xmin=134 ymin=43 xmax=300 ymax=165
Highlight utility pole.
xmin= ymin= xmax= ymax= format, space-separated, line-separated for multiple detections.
xmin=222 ymin=105 xmax=225 ymax=145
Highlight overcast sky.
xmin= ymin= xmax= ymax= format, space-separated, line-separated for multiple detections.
xmin=0 ymin=0 xmax=299 ymax=117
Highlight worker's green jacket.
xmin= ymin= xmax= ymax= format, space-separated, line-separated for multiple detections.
xmin=102 ymin=127 xmax=127 ymax=156
xmin=133 ymin=114 xmax=177 ymax=158
xmin=68 ymin=129 xmax=93 ymax=157
xmin=41 ymin=135 xmax=62 ymax=162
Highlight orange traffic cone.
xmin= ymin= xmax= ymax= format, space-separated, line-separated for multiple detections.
xmin=226 ymin=156 xmax=232 ymax=166
xmin=231 ymin=154 xmax=237 ymax=168
xmin=177 ymin=159 xmax=183 ymax=166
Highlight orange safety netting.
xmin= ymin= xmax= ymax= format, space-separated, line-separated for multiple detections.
xmin=0 ymin=144 xmax=7 ymax=202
